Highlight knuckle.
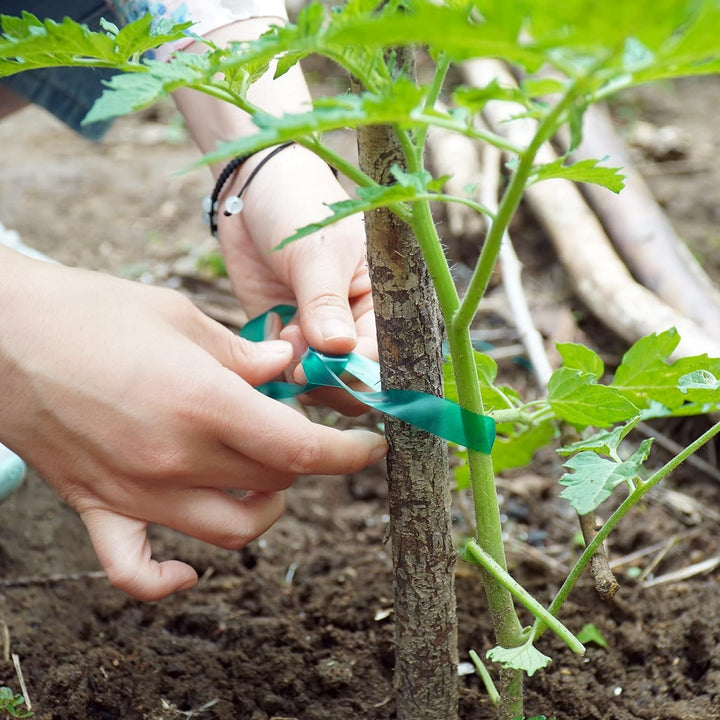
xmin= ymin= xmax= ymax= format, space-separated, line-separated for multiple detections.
xmin=286 ymin=437 xmax=325 ymax=475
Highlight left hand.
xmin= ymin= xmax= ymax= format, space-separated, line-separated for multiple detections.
xmin=216 ymin=143 xmax=376 ymax=414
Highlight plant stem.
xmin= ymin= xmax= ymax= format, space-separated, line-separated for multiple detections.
xmin=407 ymin=147 xmax=525 ymax=720
xmin=532 ymin=418 xmax=720 ymax=642
xmin=453 ymin=84 xmax=579 ymax=333
xmin=464 ymin=540 xmax=584 ymax=655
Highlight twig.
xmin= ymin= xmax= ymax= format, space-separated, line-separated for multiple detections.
xmin=478 ymin=137 xmax=554 ymax=388
xmin=642 ymin=556 xmax=720 ymax=588
xmin=505 ymin=538 xmax=570 ymax=576
xmin=608 ymin=530 xmax=698 ymax=569
xmin=636 ymin=536 xmax=678 ymax=584
xmin=11 ymin=654 xmax=31 ymax=712
xmin=0 ymin=570 xmax=107 ymax=588
xmin=578 ymin=513 xmax=619 ymax=600
xmin=1 ymin=620 xmax=9 ymax=663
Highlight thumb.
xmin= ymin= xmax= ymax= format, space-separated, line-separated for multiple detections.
xmin=294 ymin=287 xmax=358 ymax=355
xmin=200 ymin=319 xmax=294 ymax=386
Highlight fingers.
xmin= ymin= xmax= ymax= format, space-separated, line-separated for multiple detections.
xmin=216 ymin=387 xmax=387 ymax=474
xmin=81 ymin=490 xmax=285 ymax=601
xmin=82 ymin=509 xmax=198 ymax=601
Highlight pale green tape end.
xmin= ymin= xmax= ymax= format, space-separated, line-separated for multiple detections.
xmin=0 ymin=449 xmax=26 ymax=502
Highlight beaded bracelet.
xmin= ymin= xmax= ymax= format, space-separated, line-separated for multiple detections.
xmin=202 ymin=141 xmax=296 ymax=237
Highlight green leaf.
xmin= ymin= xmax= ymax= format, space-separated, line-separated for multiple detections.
xmin=577 ymin=623 xmax=609 ymax=649
xmin=548 ymin=367 xmax=638 ymax=428
xmin=487 ymin=641 xmax=551 ymax=677
xmin=559 ymin=452 xmax=625 ymax=514
xmin=559 ymin=438 xmax=652 ymax=514
xmin=611 ymin=329 xmax=684 ymax=408
xmin=528 ymin=157 xmax=625 ymax=193
xmin=85 ymin=52 xmax=213 ymax=123
xmin=492 ymin=420 xmax=558 ymax=474
xmin=273 ymin=183 xmax=422 ymax=250
xmin=557 ymin=416 xmax=640 ymax=456
xmin=0 ymin=12 xmax=189 ymax=78
xmin=556 ymin=342 xmax=604 ymax=379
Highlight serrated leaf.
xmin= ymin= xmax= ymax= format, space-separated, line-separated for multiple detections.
xmin=611 ymin=329 xmax=684 ymax=408
xmin=549 ymin=368 xmax=638 ymax=428
xmin=487 ymin=641 xmax=551 ymax=677
xmin=529 ymin=157 xmax=625 ymax=193
xmin=556 ymin=342 xmax=604 ymax=379
xmin=557 ymin=416 xmax=640 ymax=456
xmin=0 ymin=12 xmax=189 ymax=78
xmin=559 ymin=439 xmax=652 ymax=514
xmin=559 ymin=452 xmax=624 ymax=514
xmin=273 ymin=183 xmax=423 ymax=250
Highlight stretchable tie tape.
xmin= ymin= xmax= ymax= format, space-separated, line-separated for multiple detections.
xmin=241 ymin=306 xmax=495 ymax=455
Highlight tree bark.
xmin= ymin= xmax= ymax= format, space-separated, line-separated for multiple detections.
xmin=355 ymin=52 xmax=459 ymax=720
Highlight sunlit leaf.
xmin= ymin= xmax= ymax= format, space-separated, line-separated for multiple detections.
xmin=549 ymin=368 xmax=638 ymax=428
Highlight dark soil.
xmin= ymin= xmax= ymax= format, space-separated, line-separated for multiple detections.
xmin=2 ymin=67 xmax=720 ymax=720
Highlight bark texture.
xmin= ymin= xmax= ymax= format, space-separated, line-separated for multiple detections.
xmin=355 ymin=56 xmax=459 ymax=720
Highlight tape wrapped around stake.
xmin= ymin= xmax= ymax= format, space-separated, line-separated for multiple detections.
xmin=240 ymin=305 xmax=495 ymax=455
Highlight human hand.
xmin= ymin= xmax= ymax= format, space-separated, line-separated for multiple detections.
xmin=216 ymin=143 xmax=376 ymax=413
xmin=0 ymin=250 xmax=386 ymax=601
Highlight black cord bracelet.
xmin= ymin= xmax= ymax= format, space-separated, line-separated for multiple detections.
xmin=202 ymin=141 xmax=296 ymax=237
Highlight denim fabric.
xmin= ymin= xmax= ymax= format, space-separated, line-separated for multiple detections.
xmin=0 ymin=1 xmax=119 ymax=140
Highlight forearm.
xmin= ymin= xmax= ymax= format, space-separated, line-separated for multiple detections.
xmin=172 ymin=19 xmax=312 ymax=176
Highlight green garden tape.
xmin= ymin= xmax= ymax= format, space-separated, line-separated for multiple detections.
xmin=0 ymin=444 xmax=26 ymax=502
xmin=241 ymin=306 xmax=495 ymax=454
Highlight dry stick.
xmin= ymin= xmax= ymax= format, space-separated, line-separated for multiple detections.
xmin=577 ymin=513 xmax=620 ymax=600
xmin=636 ymin=536 xmax=678 ymax=585
xmin=0 ymin=570 xmax=107 ymax=588
xmin=642 ymin=556 xmax=720 ymax=588
xmin=571 ymin=104 xmax=720 ymax=341
xmin=609 ymin=529 xmax=699 ymax=569
xmin=11 ymin=653 xmax=31 ymax=712
xmin=463 ymin=59 xmax=720 ymax=359
xmin=1 ymin=620 xmax=9 ymax=663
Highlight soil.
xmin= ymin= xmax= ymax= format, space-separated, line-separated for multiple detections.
xmin=2 ymin=59 xmax=720 ymax=720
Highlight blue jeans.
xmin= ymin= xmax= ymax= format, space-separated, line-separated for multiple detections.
xmin=0 ymin=1 xmax=119 ymax=139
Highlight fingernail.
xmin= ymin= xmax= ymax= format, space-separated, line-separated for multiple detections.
xmin=368 ymin=439 xmax=388 ymax=464
xmin=320 ymin=318 xmax=355 ymax=343
xmin=263 ymin=311 xmax=283 ymax=340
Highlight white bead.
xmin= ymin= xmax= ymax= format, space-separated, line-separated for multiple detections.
xmin=224 ymin=196 xmax=244 ymax=215
xmin=201 ymin=195 xmax=213 ymax=213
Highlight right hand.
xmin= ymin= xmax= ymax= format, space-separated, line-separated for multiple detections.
xmin=0 ymin=250 xmax=386 ymax=601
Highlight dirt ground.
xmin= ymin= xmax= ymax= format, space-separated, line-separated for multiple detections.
xmin=1 ymin=63 xmax=720 ymax=720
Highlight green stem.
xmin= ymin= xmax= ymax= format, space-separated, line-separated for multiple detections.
xmin=416 ymin=52 xmax=452 ymax=150
xmin=532 ymin=418 xmax=720 ymax=642
xmin=453 ymin=84 xmax=580 ymax=333
xmin=464 ymin=540 xmax=585 ymax=655
xmin=469 ymin=650 xmax=500 ymax=706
